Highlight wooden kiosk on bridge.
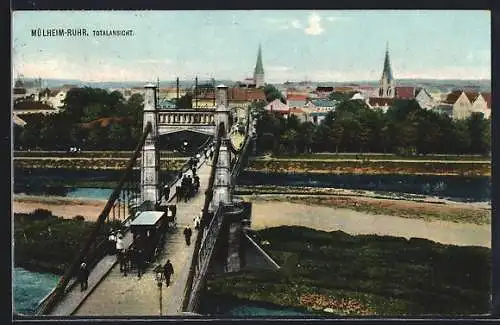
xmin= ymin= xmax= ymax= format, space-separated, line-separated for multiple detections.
xmin=130 ymin=211 xmax=167 ymax=261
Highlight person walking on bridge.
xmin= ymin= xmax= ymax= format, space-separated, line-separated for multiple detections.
xmin=136 ymin=248 xmax=145 ymax=279
xmin=183 ymin=226 xmax=192 ymax=246
xmin=163 ymin=259 xmax=174 ymax=287
xmin=79 ymin=262 xmax=89 ymax=292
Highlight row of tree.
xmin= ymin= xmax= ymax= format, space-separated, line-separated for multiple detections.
xmin=14 ymin=85 xmax=491 ymax=156
xmin=254 ymin=98 xmax=491 ymax=156
xmin=14 ymin=88 xmax=144 ymax=150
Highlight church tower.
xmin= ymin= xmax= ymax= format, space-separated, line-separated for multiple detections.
xmin=253 ymin=44 xmax=265 ymax=88
xmin=379 ymin=43 xmax=395 ymax=98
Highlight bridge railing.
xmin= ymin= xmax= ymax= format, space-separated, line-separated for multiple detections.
xmin=36 ymin=122 xmax=153 ymax=316
xmin=182 ymin=122 xmax=224 ymax=312
xmin=185 ymin=203 xmax=225 ymax=311
xmin=157 ymin=110 xmax=215 ymax=125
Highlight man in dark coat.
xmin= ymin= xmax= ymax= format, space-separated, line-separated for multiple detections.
xmin=79 ymin=262 xmax=89 ymax=292
xmin=136 ymin=248 xmax=145 ymax=278
xmin=163 ymin=259 xmax=174 ymax=287
xmin=183 ymin=227 xmax=192 ymax=246
xmin=176 ymin=185 xmax=182 ymax=203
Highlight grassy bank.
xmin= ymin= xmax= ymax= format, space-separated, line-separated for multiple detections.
xmin=206 ymin=226 xmax=491 ymax=316
xmin=246 ymin=159 xmax=490 ymax=176
xmin=13 ymin=210 xmax=121 ymax=275
xmin=14 ymin=158 xmax=186 ymax=170
xmin=270 ymin=153 xmax=490 ymax=161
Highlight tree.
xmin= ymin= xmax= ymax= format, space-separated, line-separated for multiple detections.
xmin=107 ymin=123 xmax=130 ymax=149
xmin=263 ymin=84 xmax=285 ymax=104
xmin=281 ymin=129 xmax=299 ymax=154
xmin=451 ymin=120 xmax=472 ymax=154
xmin=328 ymin=122 xmax=344 ymax=153
xmin=176 ymin=93 xmax=193 ymax=109
xmin=466 ymin=113 xmax=490 ymax=155
xmin=298 ymin=122 xmax=315 ymax=153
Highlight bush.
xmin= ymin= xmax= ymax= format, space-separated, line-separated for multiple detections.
xmin=72 ymin=215 xmax=85 ymax=222
xmin=29 ymin=209 xmax=54 ymax=221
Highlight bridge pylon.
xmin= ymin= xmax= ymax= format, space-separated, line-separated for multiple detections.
xmin=141 ymin=83 xmax=160 ymax=205
xmin=211 ymin=85 xmax=233 ymax=210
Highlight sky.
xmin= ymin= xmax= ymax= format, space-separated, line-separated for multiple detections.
xmin=12 ymin=10 xmax=491 ymax=83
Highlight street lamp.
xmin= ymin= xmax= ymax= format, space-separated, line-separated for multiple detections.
xmin=154 ymin=265 xmax=164 ymax=316
xmin=182 ymin=141 xmax=189 ymax=153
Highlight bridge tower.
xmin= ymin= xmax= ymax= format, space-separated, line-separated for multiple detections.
xmin=141 ymin=83 xmax=160 ymax=206
xmin=211 ymin=85 xmax=232 ymax=209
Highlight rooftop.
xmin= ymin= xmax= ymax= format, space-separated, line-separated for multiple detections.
xmin=130 ymin=211 xmax=165 ymax=226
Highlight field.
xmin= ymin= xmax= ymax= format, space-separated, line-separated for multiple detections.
xmin=206 ymin=226 xmax=491 ymax=316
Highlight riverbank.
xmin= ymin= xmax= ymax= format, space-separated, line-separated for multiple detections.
xmin=247 ymin=158 xmax=490 ymax=176
xmin=14 ymin=158 xmax=186 ymax=170
xmin=13 ymin=211 xmax=120 ymax=275
xmin=205 ymin=226 xmax=491 ymax=316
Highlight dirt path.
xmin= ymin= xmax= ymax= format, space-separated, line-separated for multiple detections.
xmin=13 ymin=195 xmax=108 ymax=221
xmin=248 ymin=200 xmax=490 ymax=248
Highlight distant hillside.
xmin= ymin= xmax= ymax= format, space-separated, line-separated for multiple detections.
xmin=19 ymin=78 xmax=238 ymax=89
xmin=19 ymin=77 xmax=490 ymax=93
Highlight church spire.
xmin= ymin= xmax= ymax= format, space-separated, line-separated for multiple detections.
xmin=382 ymin=42 xmax=393 ymax=82
xmin=253 ymin=44 xmax=265 ymax=88
xmin=379 ymin=42 xmax=395 ymax=97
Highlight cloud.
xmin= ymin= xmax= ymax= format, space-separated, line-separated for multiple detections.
xmin=304 ymin=12 xmax=324 ymax=36
xmin=291 ymin=20 xmax=301 ymax=28
xmin=267 ymin=65 xmax=291 ymax=72
xmin=265 ymin=17 xmax=302 ymax=30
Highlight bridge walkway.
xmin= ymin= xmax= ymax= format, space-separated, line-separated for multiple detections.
xmin=48 ymin=231 xmax=134 ymax=316
xmin=73 ymin=158 xmax=212 ymax=316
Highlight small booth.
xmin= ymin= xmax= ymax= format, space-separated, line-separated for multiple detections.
xmin=130 ymin=211 xmax=167 ymax=262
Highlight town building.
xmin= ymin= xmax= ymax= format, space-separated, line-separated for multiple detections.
xmin=367 ymin=97 xmax=394 ymax=112
xmin=414 ymin=88 xmax=435 ymax=110
xmin=289 ymin=108 xmax=307 ymax=123
xmin=286 ymin=94 xmax=309 ymax=109
xmin=307 ymin=111 xmax=329 ymax=125
xmin=305 ymin=99 xmax=338 ymax=112
xmin=378 ymin=44 xmax=395 ymax=98
xmin=435 ymin=90 xmax=491 ymax=119
xmin=264 ymin=98 xmax=289 ymax=113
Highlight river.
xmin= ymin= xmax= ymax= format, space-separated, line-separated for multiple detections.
xmin=13 ymin=168 xmax=491 ymax=316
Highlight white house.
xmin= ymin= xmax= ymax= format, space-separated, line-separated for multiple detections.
xmin=414 ymin=88 xmax=435 ymax=110
xmin=471 ymin=92 xmax=491 ymax=119
xmin=438 ymin=90 xmax=490 ymax=120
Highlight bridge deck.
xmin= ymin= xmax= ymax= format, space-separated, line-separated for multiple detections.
xmin=72 ymin=158 xmax=211 ymax=316
xmin=48 ymin=232 xmax=134 ymax=316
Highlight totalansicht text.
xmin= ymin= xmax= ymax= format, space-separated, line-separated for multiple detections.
xmin=31 ymin=28 xmax=135 ymax=37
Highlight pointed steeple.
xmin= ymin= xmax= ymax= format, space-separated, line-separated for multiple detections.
xmin=253 ymin=44 xmax=265 ymax=88
xmin=254 ymin=44 xmax=264 ymax=75
xmin=379 ymin=42 xmax=395 ymax=98
xmin=382 ymin=42 xmax=393 ymax=82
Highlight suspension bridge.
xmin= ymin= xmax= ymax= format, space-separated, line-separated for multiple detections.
xmin=34 ymin=84 xmax=278 ymax=317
